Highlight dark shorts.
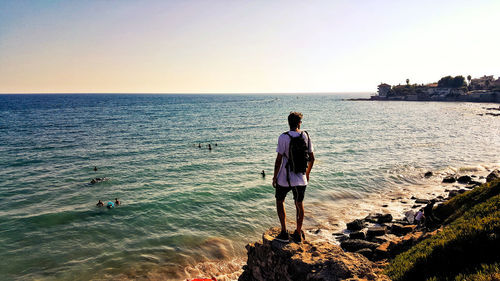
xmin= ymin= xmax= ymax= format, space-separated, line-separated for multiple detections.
xmin=275 ymin=185 xmax=306 ymax=202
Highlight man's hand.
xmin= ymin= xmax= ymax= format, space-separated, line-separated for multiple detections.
xmin=306 ymin=172 xmax=310 ymax=182
xmin=272 ymin=177 xmax=277 ymax=188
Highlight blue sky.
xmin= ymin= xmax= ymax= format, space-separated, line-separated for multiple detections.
xmin=0 ymin=0 xmax=499 ymax=93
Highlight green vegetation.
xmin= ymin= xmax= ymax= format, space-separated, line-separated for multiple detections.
xmin=454 ymin=263 xmax=500 ymax=281
xmin=433 ymin=178 xmax=500 ymax=224
xmin=437 ymin=75 xmax=466 ymax=88
xmin=385 ymin=179 xmax=500 ymax=281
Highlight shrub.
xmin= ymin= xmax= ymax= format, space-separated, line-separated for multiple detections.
xmin=385 ymin=180 xmax=500 ymax=281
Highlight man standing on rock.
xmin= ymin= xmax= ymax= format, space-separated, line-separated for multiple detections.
xmin=272 ymin=112 xmax=315 ymax=243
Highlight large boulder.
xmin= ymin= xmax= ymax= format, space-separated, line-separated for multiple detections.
xmin=346 ymin=219 xmax=364 ymax=231
xmin=349 ymin=231 xmax=366 ymax=240
xmin=442 ymin=176 xmax=456 ymax=183
xmin=239 ymin=227 xmax=388 ymax=281
xmin=341 ymin=239 xmax=381 ymax=252
xmin=367 ymin=227 xmax=387 ymax=237
xmin=457 ymin=175 xmax=472 ymax=184
xmin=486 ymin=170 xmax=500 ymax=182
xmin=377 ymin=214 xmax=393 ymax=224
xmin=390 ymin=224 xmax=416 ymax=236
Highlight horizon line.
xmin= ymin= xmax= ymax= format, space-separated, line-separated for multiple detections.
xmin=0 ymin=91 xmax=375 ymax=95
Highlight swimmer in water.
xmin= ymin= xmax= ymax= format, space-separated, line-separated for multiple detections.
xmin=107 ymin=201 xmax=114 ymax=209
xmin=96 ymin=200 xmax=104 ymax=207
xmin=115 ymin=198 xmax=121 ymax=205
xmin=208 ymin=144 xmax=212 ymax=150
xmin=198 ymin=143 xmax=201 ymax=148
xmin=261 ymin=170 xmax=266 ymax=178
xmin=94 ymin=166 xmax=98 ymax=172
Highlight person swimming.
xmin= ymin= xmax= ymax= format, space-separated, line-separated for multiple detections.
xmin=115 ymin=198 xmax=121 ymax=205
xmin=107 ymin=201 xmax=114 ymax=209
xmin=198 ymin=143 xmax=201 ymax=148
xmin=94 ymin=166 xmax=98 ymax=172
xmin=96 ymin=200 xmax=104 ymax=207
xmin=208 ymin=144 xmax=212 ymax=150
xmin=261 ymin=170 xmax=266 ymax=178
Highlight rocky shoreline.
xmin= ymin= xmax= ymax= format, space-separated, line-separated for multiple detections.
xmin=238 ymin=169 xmax=500 ymax=280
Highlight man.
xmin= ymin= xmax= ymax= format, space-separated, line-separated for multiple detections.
xmin=272 ymin=112 xmax=315 ymax=243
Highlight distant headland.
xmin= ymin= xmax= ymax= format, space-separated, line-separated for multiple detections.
xmin=358 ymin=75 xmax=500 ymax=103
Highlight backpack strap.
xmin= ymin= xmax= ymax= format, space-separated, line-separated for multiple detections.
xmin=303 ymin=131 xmax=310 ymax=151
xmin=282 ymin=131 xmax=293 ymax=188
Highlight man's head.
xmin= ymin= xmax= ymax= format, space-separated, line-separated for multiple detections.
xmin=288 ymin=112 xmax=303 ymax=130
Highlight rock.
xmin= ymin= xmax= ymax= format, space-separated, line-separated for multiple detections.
xmin=424 ymin=171 xmax=433 ymax=178
xmin=448 ymin=190 xmax=460 ymax=198
xmin=346 ymin=219 xmax=364 ymax=231
xmin=411 ymin=204 xmax=421 ymax=209
xmin=469 ymin=180 xmax=483 ymax=186
xmin=374 ymin=242 xmax=392 ymax=260
xmin=368 ymin=234 xmax=400 ymax=244
xmin=364 ymin=213 xmax=380 ymax=223
xmin=336 ymin=235 xmax=349 ymax=242
xmin=390 ymin=224 xmax=416 ymax=236
xmin=486 ymin=170 xmax=500 ymax=182
xmin=349 ymin=231 xmax=366 ymax=240
xmin=377 ymin=214 xmax=393 ymax=224
xmin=367 ymin=227 xmax=387 ymax=237
xmin=404 ymin=210 xmax=415 ymax=224
xmin=457 ymin=175 xmax=472 ymax=184
xmin=355 ymin=248 xmax=373 ymax=259
xmin=382 ymin=204 xmax=388 ymax=208
xmin=239 ymin=227 xmax=388 ymax=281
xmin=442 ymin=176 xmax=456 ymax=183
xmin=414 ymin=198 xmax=430 ymax=204
xmin=341 ymin=239 xmax=381 ymax=252
xmin=392 ymin=219 xmax=409 ymax=225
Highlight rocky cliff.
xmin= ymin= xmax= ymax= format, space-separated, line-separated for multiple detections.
xmin=238 ymin=227 xmax=389 ymax=281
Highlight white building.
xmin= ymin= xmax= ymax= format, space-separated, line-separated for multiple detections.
xmin=377 ymin=83 xmax=391 ymax=97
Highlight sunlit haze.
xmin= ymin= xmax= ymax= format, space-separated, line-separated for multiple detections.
xmin=0 ymin=0 xmax=499 ymax=94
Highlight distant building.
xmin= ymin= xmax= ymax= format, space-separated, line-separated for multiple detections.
xmin=471 ymin=75 xmax=495 ymax=90
xmin=494 ymin=77 xmax=500 ymax=88
xmin=377 ymin=83 xmax=391 ymax=97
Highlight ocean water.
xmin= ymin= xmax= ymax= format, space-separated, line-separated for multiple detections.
xmin=0 ymin=94 xmax=499 ymax=280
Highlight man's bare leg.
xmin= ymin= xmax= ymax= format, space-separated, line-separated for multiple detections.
xmin=276 ymin=199 xmax=287 ymax=232
xmin=295 ymin=200 xmax=304 ymax=234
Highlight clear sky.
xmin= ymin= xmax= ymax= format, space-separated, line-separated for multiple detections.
xmin=0 ymin=0 xmax=499 ymax=94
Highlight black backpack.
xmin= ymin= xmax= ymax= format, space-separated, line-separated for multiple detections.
xmin=284 ymin=131 xmax=310 ymax=176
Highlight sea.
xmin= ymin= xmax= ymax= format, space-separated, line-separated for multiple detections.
xmin=0 ymin=94 xmax=499 ymax=280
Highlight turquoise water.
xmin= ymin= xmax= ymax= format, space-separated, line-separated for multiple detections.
xmin=0 ymin=94 xmax=499 ymax=280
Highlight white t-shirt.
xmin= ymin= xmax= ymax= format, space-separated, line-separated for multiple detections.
xmin=276 ymin=130 xmax=314 ymax=187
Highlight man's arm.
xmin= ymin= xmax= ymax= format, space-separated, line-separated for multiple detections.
xmin=306 ymin=152 xmax=315 ymax=182
xmin=272 ymin=153 xmax=283 ymax=188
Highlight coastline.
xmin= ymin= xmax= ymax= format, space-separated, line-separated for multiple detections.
xmin=239 ymin=166 xmax=500 ymax=281
xmin=345 ymin=94 xmax=500 ymax=104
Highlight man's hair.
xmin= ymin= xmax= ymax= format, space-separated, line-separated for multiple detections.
xmin=288 ymin=112 xmax=303 ymax=129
